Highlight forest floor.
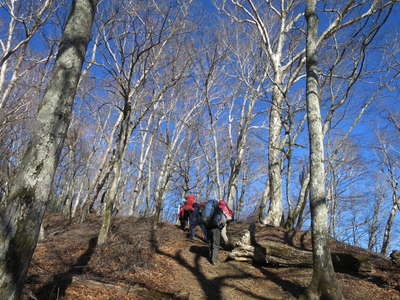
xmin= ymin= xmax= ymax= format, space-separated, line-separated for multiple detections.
xmin=22 ymin=214 xmax=400 ymax=300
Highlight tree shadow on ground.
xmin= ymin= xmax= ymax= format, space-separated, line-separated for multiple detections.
xmin=151 ymin=226 xmax=274 ymax=300
xmin=256 ymin=266 xmax=305 ymax=298
xmin=189 ymin=245 xmax=209 ymax=259
xmin=33 ymin=236 xmax=98 ymax=300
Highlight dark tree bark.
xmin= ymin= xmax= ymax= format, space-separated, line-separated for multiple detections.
xmin=0 ymin=1 xmax=97 ymax=298
xmin=301 ymin=1 xmax=344 ymax=299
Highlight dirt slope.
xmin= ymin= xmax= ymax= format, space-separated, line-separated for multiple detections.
xmin=22 ymin=214 xmax=400 ymax=300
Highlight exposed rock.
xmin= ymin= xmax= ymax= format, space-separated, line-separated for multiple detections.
xmin=331 ymin=253 xmax=374 ymax=273
xmin=228 ymin=223 xmax=380 ymax=275
xmin=229 ymin=225 xmax=313 ymax=267
xmin=390 ymin=250 xmax=400 ymax=265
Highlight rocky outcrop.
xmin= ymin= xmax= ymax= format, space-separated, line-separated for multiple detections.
xmin=390 ymin=250 xmax=400 ymax=266
xmin=228 ymin=223 xmax=389 ymax=275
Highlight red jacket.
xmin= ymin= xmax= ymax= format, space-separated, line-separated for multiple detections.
xmin=182 ymin=194 xmax=195 ymax=211
xmin=179 ymin=194 xmax=196 ymax=218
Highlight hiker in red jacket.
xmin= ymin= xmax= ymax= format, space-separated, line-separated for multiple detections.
xmin=178 ymin=194 xmax=196 ymax=230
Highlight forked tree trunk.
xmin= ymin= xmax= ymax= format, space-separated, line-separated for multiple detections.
xmin=0 ymin=1 xmax=97 ymax=298
xmin=226 ymin=92 xmax=257 ymax=209
xmin=285 ymin=167 xmax=310 ymax=230
xmin=80 ymin=113 xmax=123 ymax=222
xmin=98 ymin=101 xmax=131 ymax=245
xmin=301 ymin=1 xmax=343 ymax=299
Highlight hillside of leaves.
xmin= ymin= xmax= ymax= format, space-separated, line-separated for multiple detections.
xmin=23 ymin=214 xmax=400 ymax=300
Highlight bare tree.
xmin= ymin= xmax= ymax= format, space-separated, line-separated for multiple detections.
xmin=0 ymin=0 xmax=56 ymax=143
xmin=219 ymin=0 xmax=306 ymax=226
xmin=376 ymin=131 xmax=399 ymax=255
xmin=222 ymin=23 xmax=269 ymax=211
xmin=367 ymin=182 xmax=385 ymax=251
xmin=301 ymin=1 xmax=343 ymax=299
xmin=0 ymin=0 xmax=97 ymax=298
xmin=96 ymin=0 xmax=192 ymax=243
xmin=285 ymin=163 xmax=310 ymax=229
xmin=128 ymin=102 xmax=165 ymax=216
xmin=153 ymin=76 xmax=207 ymax=222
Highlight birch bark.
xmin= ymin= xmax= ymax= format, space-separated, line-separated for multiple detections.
xmin=301 ymin=1 xmax=343 ymax=298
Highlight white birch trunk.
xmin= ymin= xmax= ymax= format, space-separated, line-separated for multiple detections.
xmin=71 ymin=180 xmax=85 ymax=218
xmin=80 ymin=112 xmax=123 ymax=220
xmin=302 ymin=1 xmax=343 ymax=299
xmin=265 ymin=84 xmax=284 ymax=226
xmin=129 ymin=103 xmax=163 ymax=215
xmin=207 ymin=100 xmax=223 ymax=200
xmin=285 ymin=168 xmax=310 ymax=229
xmin=227 ymin=89 xmax=257 ymax=209
xmin=259 ymin=182 xmax=270 ymax=224
xmin=381 ymin=192 xmax=399 ymax=255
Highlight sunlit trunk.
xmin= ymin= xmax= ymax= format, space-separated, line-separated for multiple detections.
xmin=98 ymin=101 xmax=132 ymax=245
xmin=381 ymin=192 xmax=399 ymax=255
xmin=301 ymin=1 xmax=343 ymax=299
xmin=265 ymin=84 xmax=284 ymax=226
xmin=0 ymin=1 xmax=97 ymax=298
xmin=259 ymin=182 xmax=269 ymax=224
xmin=80 ymin=113 xmax=123 ymax=221
xmin=286 ymin=168 xmax=310 ymax=229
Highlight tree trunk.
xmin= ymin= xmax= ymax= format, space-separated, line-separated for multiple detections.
xmin=265 ymin=85 xmax=284 ymax=226
xmin=154 ymin=154 xmax=172 ymax=223
xmin=301 ymin=1 xmax=343 ymax=299
xmin=129 ymin=109 xmax=162 ymax=216
xmin=80 ymin=112 xmax=123 ymax=221
xmin=227 ymin=92 xmax=256 ymax=209
xmin=207 ymin=100 xmax=223 ymax=200
xmin=0 ymin=1 xmax=97 ymax=298
xmin=259 ymin=182 xmax=270 ymax=224
xmin=286 ymin=167 xmax=310 ymax=229
xmin=71 ymin=180 xmax=84 ymax=218
xmin=367 ymin=187 xmax=383 ymax=251
xmin=98 ymin=101 xmax=131 ymax=245
xmin=295 ymin=183 xmax=310 ymax=230
xmin=380 ymin=196 xmax=398 ymax=255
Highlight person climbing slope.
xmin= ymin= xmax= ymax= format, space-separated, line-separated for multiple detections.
xmin=201 ymin=199 xmax=234 ymax=264
xmin=189 ymin=202 xmax=208 ymax=241
xmin=178 ymin=194 xmax=196 ymax=230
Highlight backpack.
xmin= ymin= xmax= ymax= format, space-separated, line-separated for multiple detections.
xmin=211 ymin=209 xmax=227 ymax=229
xmin=201 ymin=199 xmax=219 ymax=226
xmin=219 ymin=200 xmax=234 ymax=221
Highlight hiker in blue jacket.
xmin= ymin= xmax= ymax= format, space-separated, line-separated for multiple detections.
xmin=201 ymin=199 xmax=233 ymax=265
xmin=189 ymin=202 xmax=208 ymax=241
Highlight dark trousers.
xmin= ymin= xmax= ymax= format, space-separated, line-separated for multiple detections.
xmin=179 ymin=210 xmax=192 ymax=230
xmin=189 ymin=221 xmax=208 ymax=240
xmin=207 ymin=227 xmax=221 ymax=264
